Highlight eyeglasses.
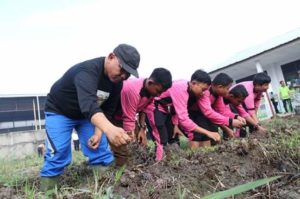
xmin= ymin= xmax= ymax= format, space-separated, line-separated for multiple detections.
xmin=116 ymin=56 xmax=130 ymax=77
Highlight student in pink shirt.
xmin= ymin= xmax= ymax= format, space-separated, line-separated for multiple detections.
xmin=213 ymin=85 xmax=249 ymax=138
xmin=191 ymin=73 xmax=245 ymax=148
xmin=145 ymin=70 xmax=221 ymax=161
xmin=110 ymin=68 xmax=172 ymax=166
xmin=236 ymin=72 xmax=271 ymax=133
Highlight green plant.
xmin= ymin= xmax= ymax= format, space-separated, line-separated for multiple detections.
xmin=176 ymin=184 xmax=187 ymax=199
xmin=202 ymin=176 xmax=281 ymax=199
xmin=92 ymin=186 xmax=113 ymax=199
xmin=179 ymin=136 xmax=189 ymax=150
xmin=147 ymin=185 xmax=156 ymax=196
xmin=147 ymin=140 xmax=156 ymax=152
xmin=0 ymin=155 xmax=41 ymax=187
xmin=23 ymin=180 xmax=36 ymax=199
xmin=114 ymin=165 xmax=126 ymax=185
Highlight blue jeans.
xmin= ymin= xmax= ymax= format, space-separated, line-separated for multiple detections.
xmin=40 ymin=112 xmax=114 ymax=177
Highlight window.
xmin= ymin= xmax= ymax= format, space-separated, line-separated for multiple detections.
xmin=281 ymin=59 xmax=300 ymax=86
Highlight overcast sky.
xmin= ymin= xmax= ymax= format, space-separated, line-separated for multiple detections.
xmin=1 ymin=0 xmax=300 ymax=95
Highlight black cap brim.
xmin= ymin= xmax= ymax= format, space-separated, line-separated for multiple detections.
xmin=119 ymin=59 xmax=139 ymax=78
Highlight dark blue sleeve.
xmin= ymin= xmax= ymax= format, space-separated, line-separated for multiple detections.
xmin=74 ymin=69 xmax=103 ymax=120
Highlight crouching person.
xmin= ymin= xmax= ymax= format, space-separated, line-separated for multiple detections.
xmin=190 ymin=73 xmax=245 ymax=148
xmin=146 ymin=69 xmax=221 ymax=160
xmin=213 ymin=85 xmax=249 ymax=138
xmin=40 ymin=44 xmax=139 ymax=192
xmin=110 ymin=68 xmax=172 ymax=166
xmin=235 ymin=72 xmax=271 ymax=134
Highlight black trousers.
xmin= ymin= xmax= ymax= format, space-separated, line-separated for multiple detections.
xmin=271 ymin=99 xmax=280 ymax=113
xmin=154 ymin=109 xmax=179 ymax=146
xmin=189 ymin=110 xmax=218 ymax=141
xmin=73 ymin=140 xmax=80 ymax=151
xmin=282 ymin=98 xmax=293 ymax=113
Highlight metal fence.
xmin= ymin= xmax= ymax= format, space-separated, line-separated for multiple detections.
xmin=0 ymin=95 xmax=46 ymax=133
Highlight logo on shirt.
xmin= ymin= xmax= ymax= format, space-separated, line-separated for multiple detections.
xmin=96 ymin=90 xmax=110 ymax=106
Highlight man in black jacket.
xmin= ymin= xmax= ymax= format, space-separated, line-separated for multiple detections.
xmin=40 ymin=44 xmax=140 ymax=191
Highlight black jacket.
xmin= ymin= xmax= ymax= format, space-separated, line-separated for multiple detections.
xmin=45 ymin=57 xmax=122 ymax=120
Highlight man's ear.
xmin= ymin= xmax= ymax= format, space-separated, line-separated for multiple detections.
xmin=147 ymin=79 xmax=155 ymax=85
xmin=107 ymin=53 xmax=115 ymax=60
xmin=145 ymin=79 xmax=155 ymax=88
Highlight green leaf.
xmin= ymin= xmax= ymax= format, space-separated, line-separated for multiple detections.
xmin=202 ymin=176 xmax=281 ymax=199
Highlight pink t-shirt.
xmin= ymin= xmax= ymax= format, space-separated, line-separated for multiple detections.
xmin=153 ymin=80 xmax=198 ymax=132
xmin=121 ymin=78 xmax=154 ymax=131
xmin=196 ymin=89 xmax=230 ymax=126
xmin=235 ymin=81 xmax=262 ymax=116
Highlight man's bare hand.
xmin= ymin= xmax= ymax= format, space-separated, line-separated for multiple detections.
xmin=88 ymin=134 xmax=101 ymax=150
xmin=127 ymin=131 xmax=136 ymax=142
xmin=237 ymin=116 xmax=246 ymax=125
xmin=207 ymin=132 xmax=221 ymax=142
xmin=173 ymin=125 xmax=184 ymax=138
xmin=138 ymin=129 xmax=148 ymax=146
xmin=232 ymin=119 xmax=244 ymax=128
xmin=257 ymin=125 xmax=267 ymax=134
xmin=105 ymin=126 xmax=131 ymax=147
xmin=224 ymin=128 xmax=235 ymax=138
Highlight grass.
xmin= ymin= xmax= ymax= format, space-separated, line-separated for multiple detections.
xmin=176 ymin=184 xmax=187 ymax=199
xmin=0 ymin=150 xmax=90 ymax=198
xmin=0 ymin=154 xmax=42 ymax=187
xmin=0 ymin=117 xmax=299 ymax=198
xmin=263 ymin=116 xmax=300 ymax=159
xmin=202 ymin=176 xmax=281 ymax=199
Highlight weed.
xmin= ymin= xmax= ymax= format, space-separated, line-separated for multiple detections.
xmin=23 ymin=180 xmax=36 ymax=199
xmin=202 ymin=176 xmax=281 ymax=199
xmin=114 ymin=165 xmax=126 ymax=185
xmin=176 ymin=184 xmax=187 ymax=199
xmin=179 ymin=136 xmax=189 ymax=150
xmin=147 ymin=140 xmax=156 ymax=152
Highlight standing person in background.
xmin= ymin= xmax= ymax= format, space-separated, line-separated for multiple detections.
xmin=72 ymin=131 xmax=80 ymax=151
xmin=269 ymin=92 xmax=280 ymax=114
xmin=40 ymin=44 xmax=140 ymax=192
xmin=37 ymin=143 xmax=45 ymax=157
xmin=279 ymin=80 xmax=293 ymax=113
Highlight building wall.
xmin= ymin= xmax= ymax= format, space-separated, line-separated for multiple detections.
xmin=0 ymin=130 xmax=46 ymax=159
xmin=264 ymin=63 xmax=292 ymax=113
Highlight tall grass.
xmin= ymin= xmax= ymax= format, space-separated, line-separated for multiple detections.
xmin=0 ymin=155 xmax=42 ymax=187
xmin=0 ymin=117 xmax=297 ymax=198
xmin=202 ymin=176 xmax=281 ymax=199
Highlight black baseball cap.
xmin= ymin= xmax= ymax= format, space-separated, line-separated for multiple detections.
xmin=113 ymin=44 xmax=140 ymax=77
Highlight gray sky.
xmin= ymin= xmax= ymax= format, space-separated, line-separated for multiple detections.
xmin=1 ymin=0 xmax=300 ymax=94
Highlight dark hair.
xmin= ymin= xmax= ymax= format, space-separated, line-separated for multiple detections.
xmin=212 ymin=73 xmax=233 ymax=86
xmin=149 ymin=68 xmax=172 ymax=90
xmin=230 ymin=85 xmax=248 ymax=98
xmin=253 ymin=72 xmax=271 ymax=85
xmin=190 ymin=69 xmax=211 ymax=85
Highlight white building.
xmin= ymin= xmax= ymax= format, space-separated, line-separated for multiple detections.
xmin=209 ymin=28 xmax=300 ymax=119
